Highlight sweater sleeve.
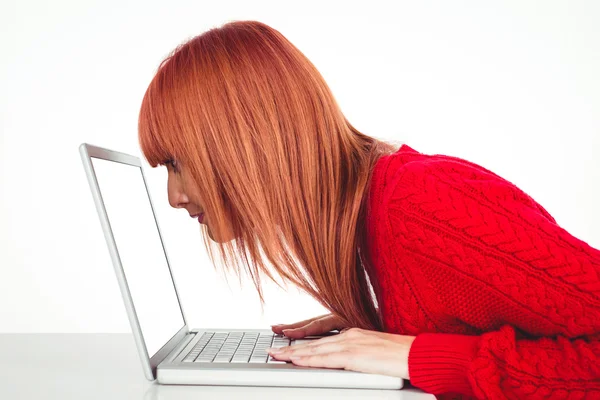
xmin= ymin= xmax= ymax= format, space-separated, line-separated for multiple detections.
xmin=384 ymin=159 xmax=600 ymax=399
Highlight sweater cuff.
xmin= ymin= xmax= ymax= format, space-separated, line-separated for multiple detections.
xmin=408 ymin=333 xmax=480 ymax=396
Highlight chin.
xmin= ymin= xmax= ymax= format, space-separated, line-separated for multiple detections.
xmin=206 ymin=224 xmax=237 ymax=243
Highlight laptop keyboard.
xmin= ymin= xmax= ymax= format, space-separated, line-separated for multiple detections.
xmin=183 ymin=331 xmax=313 ymax=364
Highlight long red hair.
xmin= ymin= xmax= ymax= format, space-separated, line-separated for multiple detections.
xmin=138 ymin=20 xmax=401 ymax=331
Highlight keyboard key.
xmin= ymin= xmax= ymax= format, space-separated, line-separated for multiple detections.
xmin=249 ymin=357 xmax=267 ymax=363
xmin=250 ymin=355 xmax=266 ymax=361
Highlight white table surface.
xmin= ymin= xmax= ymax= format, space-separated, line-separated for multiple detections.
xmin=0 ymin=334 xmax=435 ymax=400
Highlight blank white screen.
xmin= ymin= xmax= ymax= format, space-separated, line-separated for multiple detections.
xmin=91 ymin=157 xmax=185 ymax=356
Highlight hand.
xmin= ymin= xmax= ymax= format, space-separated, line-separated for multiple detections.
xmin=271 ymin=313 xmax=346 ymax=339
xmin=266 ymin=327 xmax=416 ymax=380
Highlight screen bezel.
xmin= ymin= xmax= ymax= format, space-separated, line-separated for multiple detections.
xmin=79 ymin=143 xmax=189 ymax=381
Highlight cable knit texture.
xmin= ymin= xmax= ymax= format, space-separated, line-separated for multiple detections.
xmin=365 ymin=144 xmax=600 ymax=399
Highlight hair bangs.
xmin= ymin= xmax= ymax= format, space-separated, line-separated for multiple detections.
xmin=138 ymin=58 xmax=185 ymax=167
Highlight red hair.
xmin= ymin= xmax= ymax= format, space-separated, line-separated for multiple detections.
xmin=138 ymin=20 xmax=401 ymax=331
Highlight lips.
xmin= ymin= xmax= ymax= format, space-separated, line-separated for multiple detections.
xmin=190 ymin=212 xmax=205 ymax=223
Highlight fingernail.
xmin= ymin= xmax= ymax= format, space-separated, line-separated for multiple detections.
xmin=267 ymin=348 xmax=281 ymax=354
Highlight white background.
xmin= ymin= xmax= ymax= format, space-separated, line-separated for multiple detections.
xmin=1 ymin=0 xmax=599 ymax=333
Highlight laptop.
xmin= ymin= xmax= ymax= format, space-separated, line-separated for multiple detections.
xmin=78 ymin=143 xmax=404 ymax=389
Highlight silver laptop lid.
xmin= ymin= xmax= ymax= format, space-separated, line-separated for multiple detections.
xmin=79 ymin=143 xmax=189 ymax=380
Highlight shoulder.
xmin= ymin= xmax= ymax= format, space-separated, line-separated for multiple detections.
xmin=367 ymin=144 xmax=557 ymax=247
xmin=371 ymin=144 xmax=506 ymax=210
xmin=366 ymin=145 xmax=489 ymax=263
xmin=372 ymin=144 xmax=549 ymax=212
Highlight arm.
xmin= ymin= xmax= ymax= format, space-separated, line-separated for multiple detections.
xmin=386 ymin=159 xmax=600 ymax=398
xmin=410 ymin=325 xmax=600 ymax=399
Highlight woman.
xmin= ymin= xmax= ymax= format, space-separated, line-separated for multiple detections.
xmin=138 ymin=20 xmax=600 ymax=399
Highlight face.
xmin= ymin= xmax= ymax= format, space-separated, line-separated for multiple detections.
xmin=164 ymin=159 xmax=236 ymax=243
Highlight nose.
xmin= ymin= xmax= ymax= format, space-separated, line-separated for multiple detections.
xmin=167 ymin=179 xmax=189 ymax=209
xmin=169 ymin=192 xmax=189 ymax=209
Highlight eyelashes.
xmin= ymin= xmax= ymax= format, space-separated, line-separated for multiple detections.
xmin=163 ymin=159 xmax=180 ymax=174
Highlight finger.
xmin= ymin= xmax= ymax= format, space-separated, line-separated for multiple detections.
xmin=289 ymin=351 xmax=348 ymax=370
xmin=270 ymin=314 xmax=330 ymax=334
xmin=270 ymin=330 xmax=346 ymax=354
xmin=281 ymin=317 xmax=342 ymax=338
xmin=281 ymin=319 xmax=326 ymax=338
xmin=272 ymin=341 xmax=347 ymax=360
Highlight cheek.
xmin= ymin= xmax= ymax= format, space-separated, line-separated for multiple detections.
xmin=167 ymin=174 xmax=181 ymax=194
xmin=181 ymin=175 xmax=203 ymax=204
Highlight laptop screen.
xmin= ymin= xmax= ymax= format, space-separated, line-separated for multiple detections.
xmin=91 ymin=157 xmax=185 ymax=357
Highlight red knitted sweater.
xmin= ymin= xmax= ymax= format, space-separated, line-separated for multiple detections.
xmin=365 ymin=144 xmax=600 ymax=399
